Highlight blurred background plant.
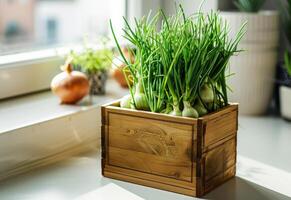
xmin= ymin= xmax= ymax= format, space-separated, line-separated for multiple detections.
xmin=278 ymin=0 xmax=291 ymax=120
xmin=70 ymin=38 xmax=113 ymax=74
xmin=279 ymin=0 xmax=291 ymax=80
xmin=234 ymin=0 xmax=266 ymax=12
xmin=69 ymin=38 xmax=113 ymax=95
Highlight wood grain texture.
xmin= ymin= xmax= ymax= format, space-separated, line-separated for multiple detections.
xmin=105 ymin=104 xmax=198 ymax=125
xmin=203 ymin=104 xmax=238 ymax=149
xmin=105 ymin=164 xmax=197 ymax=189
xmin=204 ymin=138 xmax=236 ymax=182
xmin=104 ymin=171 xmax=197 ymax=196
xmin=101 ymin=102 xmax=238 ymax=197
xmin=109 ymin=147 xmax=192 ymax=181
xmin=107 ymin=111 xmax=195 ymax=182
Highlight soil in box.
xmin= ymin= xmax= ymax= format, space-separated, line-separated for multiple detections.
xmin=101 ymin=101 xmax=238 ymax=197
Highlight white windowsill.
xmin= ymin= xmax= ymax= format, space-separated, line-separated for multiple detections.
xmin=0 ymin=79 xmax=128 ymax=180
xmin=0 ymin=79 xmax=127 ymax=134
xmin=0 ymin=48 xmax=65 ymax=67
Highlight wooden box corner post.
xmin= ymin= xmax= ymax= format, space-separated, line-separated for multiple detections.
xmin=101 ymin=101 xmax=238 ymax=197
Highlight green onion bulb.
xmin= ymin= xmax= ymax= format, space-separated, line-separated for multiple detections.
xmin=200 ymin=84 xmax=214 ymax=103
xmin=161 ymin=104 xmax=172 ymax=114
xmin=182 ymin=101 xmax=199 ymax=118
xmin=169 ymin=105 xmax=182 ymax=116
xmin=134 ymin=93 xmax=150 ymax=111
xmin=131 ymin=80 xmax=150 ymax=111
xmin=120 ymin=95 xmax=132 ymax=109
xmin=194 ymin=99 xmax=208 ymax=117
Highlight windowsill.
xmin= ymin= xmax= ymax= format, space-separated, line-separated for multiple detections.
xmin=0 ymin=47 xmax=65 ymax=67
xmin=0 ymin=41 xmax=129 ymax=100
xmin=0 ymin=79 xmax=128 ymax=134
xmin=0 ymin=79 xmax=128 ymax=180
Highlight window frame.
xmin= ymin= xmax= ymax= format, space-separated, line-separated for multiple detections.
xmin=0 ymin=49 xmax=64 ymax=100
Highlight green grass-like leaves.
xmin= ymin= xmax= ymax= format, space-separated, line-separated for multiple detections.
xmin=111 ymin=5 xmax=246 ymax=115
xmin=284 ymin=52 xmax=291 ymax=76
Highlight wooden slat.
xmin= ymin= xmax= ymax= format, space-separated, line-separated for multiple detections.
xmin=104 ymin=171 xmax=197 ymax=197
xmin=101 ymin=125 xmax=106 ymax=172
xmin=204 ymin=165 xmax=236 ymax=194
xmin=203 ymin=134 xmax=236 ymax=153
xmin=204 ymin=138 xmax=236 ymax=182
xmin=200 ymin=103 xmax=238 ymax=121
xmin=203 ymin=106 xmax=238 ymax=148
xmin=105 ymin=106 xmax=198 ymax=125
xmin=105 ymin=165 xmax=196 ymax=189
xmin=108 ymin=147 xmax=192 ymax=182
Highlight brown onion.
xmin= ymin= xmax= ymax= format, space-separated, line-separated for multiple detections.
xmin=51 ymin=61 xmax=89 ymax=104
xmin=112 ymin=48 xmax=134 ymax=88
xmin=112 ymin=62 xmax=132 ymax=88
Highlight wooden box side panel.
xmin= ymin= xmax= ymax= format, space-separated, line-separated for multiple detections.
xmin=201 ymin=104 xmax=238 ymax=151
xmin=197 ymin=104 xmax=238 ymax=196
xmin=202 ymin=136 xmax=237 ymax=195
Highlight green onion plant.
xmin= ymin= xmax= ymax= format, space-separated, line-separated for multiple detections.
xmin=110 ymin=5 xmax=246 ymax=118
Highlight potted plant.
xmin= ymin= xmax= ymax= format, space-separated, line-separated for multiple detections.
xmin=70 ymin=43 xmax=113 ymax=95
xmin=280 ymin=58 xmax=291 ymax=120
xmin=279 ymin=0 xmax=291 ymax=120
xmin=101 ymin=6 xmax=245 ymax=197
xmin=220 ymin=0 xmax=279 ymax=115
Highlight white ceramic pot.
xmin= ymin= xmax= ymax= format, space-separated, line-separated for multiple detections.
xmin=221 ymin=11 xmax=279 ymax=47
xmin=221 ymin=11 xmax=279 ymax=115
xmin=280 ymin=86 xmax=291 ymax=120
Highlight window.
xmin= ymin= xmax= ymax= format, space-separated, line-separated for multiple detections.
xmin=0 ymin=0 xmax=127 ymax=100
xmin=0 ymin=0 xmax=126 ymax=55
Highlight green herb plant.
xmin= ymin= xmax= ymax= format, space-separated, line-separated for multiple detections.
xmin=284 ymin=52 xmax=291 ymax=77
xmin=111 ymin=5 xmax=246 ymax=118
xmin=70 ymin=42 xmax=113 ymax=74
xmin=234 ymin=0 xmax=265 ymax=12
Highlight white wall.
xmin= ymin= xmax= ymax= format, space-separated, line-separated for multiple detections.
xmin=162 ymin=0 xmax=219 ymax=16
xmin=35 ymin=1 xmax=79 ymax=44
xmin=127 ymin=0 xmax=162 ymax=22
xmin=35 ymin=0 xmax=125 ymax=44
xmin=127 ymin=0 xmax=220 ymax=19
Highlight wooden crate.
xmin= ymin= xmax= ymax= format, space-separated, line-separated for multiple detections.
xmin=101 ymin=101 xmax=238 ymax=197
